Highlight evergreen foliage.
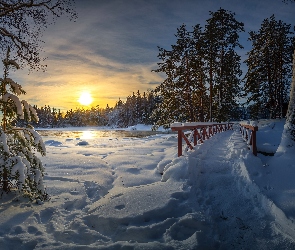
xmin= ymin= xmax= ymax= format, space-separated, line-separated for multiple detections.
xmin=22 ymin=90 xmax=158 ymax=128
xmin=244 ymin=15 xmax=294 ymax=119
xmin=152 ymin=9 xmax=244 ymax=127
xmin=0 ymin=48 xmax=47 ymax=200
xmin=203 ymin=8 xmax=244 ymax=122
xmin=0 ymin=0 xmax=76 ymax=201
xmin=152 ymin=24 xmax=209 ymax=129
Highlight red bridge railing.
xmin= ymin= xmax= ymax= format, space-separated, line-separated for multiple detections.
xmin=171 ymin=122 xmax=234 ymax=157
xmin=239 ymin=122 xmax=258 ymax=156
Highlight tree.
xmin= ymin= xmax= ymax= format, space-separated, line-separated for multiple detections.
xmin=152 ymin=24 xmax=208 ymax=128
xmin=278 ymin=0 xmax=295 ymax=149
xmin=244 ymin=15 xmax=294 ymax=119
xmin=0 ymin=48 xmax=47 ymax=200
xmin=0 ymin=0 xmax=77 ymax=70
xmin=203 ymin=8 xmax=244 ymax=122
xmin=152 ymin=9 xmax=244 ymax=126
xmin=0 ymin=0 xmax=76 ymax=200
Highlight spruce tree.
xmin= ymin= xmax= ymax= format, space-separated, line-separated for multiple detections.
xmin=244 ymin=15 xmax=294 ymax=119
xmin=152 ymin=24 xmax=207 ymax=128
xmin=203 ymin=8 xmax=244 ymax=122
xmin=0 ymin=48 xmax=47 ymax=200
xmin=0 ymin=1 xmax=76 ymax=164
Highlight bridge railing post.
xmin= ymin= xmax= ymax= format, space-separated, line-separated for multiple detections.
xmin=239 ymin=122 xmax=258 ymax=156
xmin=171 ymin=122 xmax=234 ymax=157
xmin=177 ymin=130 xmax=182 ymax=157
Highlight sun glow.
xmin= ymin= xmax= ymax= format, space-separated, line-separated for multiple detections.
xmin=78 ymin=92 xmax=93 ymax=106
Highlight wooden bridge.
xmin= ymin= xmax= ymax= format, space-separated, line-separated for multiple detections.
xmin=171 ymin=122 xmax=234 ymax=157
xmin=171 ymin=121 xmax=259 ymax=157
xmin=239 ymin=122 xmax=259 ymax=156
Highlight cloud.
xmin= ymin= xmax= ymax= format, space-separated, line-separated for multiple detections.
xmin=10 ymin=41 xmax=164 ymax=110
xmin=4 ymin=0 xmax=294 ymax=112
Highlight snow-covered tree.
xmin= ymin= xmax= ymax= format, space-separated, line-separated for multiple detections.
xmin=152 ymin=24 xmax=208 ymax=128
xmin=203 ymin=8 xmax=244 ymax=122
xmin=244 ymin=15 xmax=294 ymax=119
xmin=0 ymin=1 xmax=76 ymax=200
xmin=0 ymin=48 xmax=47 ymax=201
xmin=152 ymin=10 xmax=244 ymax=127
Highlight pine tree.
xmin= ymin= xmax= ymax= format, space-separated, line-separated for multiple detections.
xmin=191 ymin=25 xmax=209 ymax=122
xmin=244 ymin=15 xmax=294 ymax=119
xmin=103 ymin=104 xmax=112 ymax=126
xmin=144 ymin=90 xmax=158 ymax=125
xmin=108 ymin=98 xmax=125 ymax=128
xmin=203 ymin=8 xmax=244 ymax=122
xmin=0 ymin=48 xmax=47 ymax=200
xmin=152 ymin=24 xmax=207 ymax=128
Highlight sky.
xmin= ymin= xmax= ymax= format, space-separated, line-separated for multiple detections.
xmin=7 ymin=0 xmax=295 ymax=112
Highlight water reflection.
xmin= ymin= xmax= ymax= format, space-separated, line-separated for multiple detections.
xmin=37 ymin=129 xmax=168 ymax=139
xmin=81 ymin=131 xmax=95 ymax=140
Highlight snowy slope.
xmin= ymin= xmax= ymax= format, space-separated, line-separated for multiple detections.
xmin=0 ymin=121 xmax=295 ymax=249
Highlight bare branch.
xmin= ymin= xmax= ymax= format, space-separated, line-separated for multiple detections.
xmin=0 ymin=0 xmax=77 ymax=70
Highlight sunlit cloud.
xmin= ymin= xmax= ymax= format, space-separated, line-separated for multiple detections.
xmin=10 ymin=43 xmax=164 ymax=110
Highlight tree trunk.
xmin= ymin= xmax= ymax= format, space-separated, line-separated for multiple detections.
xmin=2 ymin=168 xmax=8 ymax=192
xmin=286 ymin=50 xmax=295 ymax=133
xmin=209 ymin=58 xmax=213 ymax=122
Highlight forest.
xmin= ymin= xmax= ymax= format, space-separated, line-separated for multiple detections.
xmin=23 ymin=90 xmax=159 ymax=128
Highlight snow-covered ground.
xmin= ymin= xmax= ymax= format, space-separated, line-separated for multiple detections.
xmin=1 ymin=120 xmax=295 ymax=249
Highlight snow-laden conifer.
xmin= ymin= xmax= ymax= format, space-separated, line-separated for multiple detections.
xmin=243 ymin=15 xmax=293 ymax=119
xmin=0 ymin=47 xmax=48 ymax=201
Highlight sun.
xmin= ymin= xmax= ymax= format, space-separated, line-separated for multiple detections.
xmin=78 ymin=92 xmax=93 ymax=106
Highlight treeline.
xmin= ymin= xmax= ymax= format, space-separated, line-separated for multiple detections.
xmin=151 ymin=9 xmax=294 ymax=128
xmin=18 ymin=90 xmax=159 ymax=128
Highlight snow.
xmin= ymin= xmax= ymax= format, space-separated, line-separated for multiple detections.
xmin=1 ymin=121 xmax=295 ymax=249
xmin=5 ymin=78 xmax=22 ymax=95
xmin=171 ymin=122 xmax=231 ymax=127
xmin=2 ymin=93 xmax=24 ymax=118
xmin=240 ymin=120 xmax=259 ymax=127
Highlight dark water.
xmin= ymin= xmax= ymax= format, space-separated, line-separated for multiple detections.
xmin=37 ymin=130 xmax=169 ymax=139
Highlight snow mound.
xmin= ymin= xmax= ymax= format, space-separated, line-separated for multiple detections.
xmin=76 ymin=140 xmax=89 ymax=146
xmin=44 ymin=140 xmax=63 ymax=147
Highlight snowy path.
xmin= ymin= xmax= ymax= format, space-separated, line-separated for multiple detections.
xmin=188 ymin=129 xmax=295 ymax=249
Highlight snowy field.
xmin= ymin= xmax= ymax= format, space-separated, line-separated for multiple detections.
xmin=1 ymin=121 xmax=295 ymax=249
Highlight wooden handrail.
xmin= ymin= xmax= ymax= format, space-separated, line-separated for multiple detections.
xmin=239 ymin=123 xmax=258 ymax=156
xmin=171 ymin=122 xmax=234 ymax=157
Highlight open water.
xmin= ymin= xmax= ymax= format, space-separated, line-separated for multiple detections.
xmin=37 ymin=129 xmax=168 ymax=139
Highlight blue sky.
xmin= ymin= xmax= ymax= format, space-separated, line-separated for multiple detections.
xmin=9 ymin=0 xmax=295 ymax=111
